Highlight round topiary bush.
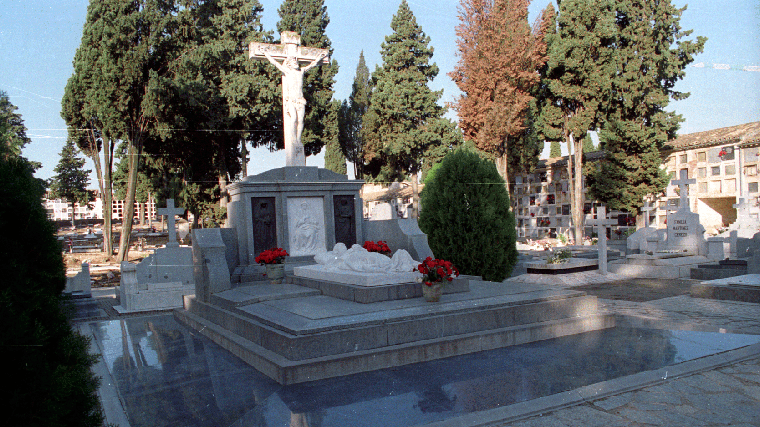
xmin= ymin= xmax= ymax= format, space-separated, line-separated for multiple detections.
xmin=419 ymin=148 xmax=517 ymax=282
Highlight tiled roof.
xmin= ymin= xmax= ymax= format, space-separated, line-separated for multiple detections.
xmin=664 ymin=121 xmax=760 ymax=152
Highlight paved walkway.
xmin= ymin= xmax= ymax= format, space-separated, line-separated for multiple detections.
xmin=433 ymin=291 xmax=760 ymax=427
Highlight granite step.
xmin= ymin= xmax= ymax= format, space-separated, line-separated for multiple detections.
xmin=175 ymin=287 xmax=613 ymax=384
xmin=210 ymin=283 xmax=320 ymax=310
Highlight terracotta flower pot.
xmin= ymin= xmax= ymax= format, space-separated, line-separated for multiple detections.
xmin=422 ymin=282 xmax=442 ymax=302
xmin=265 ymin=263 xmax=285 ymax=284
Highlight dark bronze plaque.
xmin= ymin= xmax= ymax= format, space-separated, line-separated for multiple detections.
xmin=252 ymin=197 xmax=277 ymax=256
xmin=333 ymin=195 xmax=356 ymax=247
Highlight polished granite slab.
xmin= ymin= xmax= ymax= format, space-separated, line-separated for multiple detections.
xmin=85 ymin=314 xmax=760 ymax=427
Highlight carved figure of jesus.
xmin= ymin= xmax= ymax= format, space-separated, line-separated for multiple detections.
xmin=263 ymin=51 xmax=326 ymax=166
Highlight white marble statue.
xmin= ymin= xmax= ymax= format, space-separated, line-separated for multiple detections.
xmin=315 ymin=243 xmax=419 ymax=273
xmin=293 ymin=201 xmax=320 ymax=253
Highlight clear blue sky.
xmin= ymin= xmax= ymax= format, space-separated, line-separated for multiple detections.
xmin=2 ymin=0 xmax=758 ymax=184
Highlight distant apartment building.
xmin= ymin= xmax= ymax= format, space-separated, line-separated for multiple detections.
xmin=44 ymin=190 xmax=157 ymax=223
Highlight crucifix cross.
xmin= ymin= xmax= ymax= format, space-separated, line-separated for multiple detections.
xmin=670 ymin=171 xmax=696 ymax=212
xmin=158 ymin=199 xmax=185 ymax=247
xmin=249 ymin=32 xmax=329 ymax=167
xmin=585 ymin=206 xmax=617 ymax=275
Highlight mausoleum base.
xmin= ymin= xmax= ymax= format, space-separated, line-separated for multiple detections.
xmin=174 ymin=280 xmax=612 ymax=385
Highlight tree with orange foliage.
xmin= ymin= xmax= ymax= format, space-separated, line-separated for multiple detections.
xmin=449 ymin=0 xmax=549 ymax=196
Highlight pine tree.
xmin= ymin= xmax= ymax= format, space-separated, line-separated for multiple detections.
xmin=586 ymin=0 xmax=706 ymax=214
xmin=339 ymin=51 xmax=371 ymax=179
xmin=535 ymin=0 xmax=617 ymax=243
xmin=324 ymin=99 xmax=347 ymax=174
xmin=49 ymin=140 xmax=93 ymax=228
xmin=450 ymin=0 xmax=547 ymax=193
xmin=362 ymin=0 xmax=447 ymax=217
xmin=0 ymin=90 xmax=32 ymax=160
xmin=276 ymin=0 xmax=339 ymax=157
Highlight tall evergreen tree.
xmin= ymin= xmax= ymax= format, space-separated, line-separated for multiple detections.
xmin=276 ymin=0 xmax=339 ymax=157
xmin=586 ymin=0 xmax=705 ymax=214
xmin=362 ymin=0 xmax=446 ymax=217
xmin=0 ymin=90 xmax=32 ymax=160
xmin=582 ymin=133 xmax=595 ymax=153
xmin=324 ymin=99 xmax=347 ymax=174
xmin=450 ymin=0 xmax=547 ymax=194
xmin=1 ymin=156 xmax=102 ymax=427
xmin=62 ymin=0 xmax=117 ymax=255
xmin=549 ymin=140 xmax=561 ymax=158
xmin=536 ymin=0 xmax=617 ymax=243
xmin=49 ymin=140 xmax=93 ymax=228
xmin=339 ymin=51 xmax=371 ymax=179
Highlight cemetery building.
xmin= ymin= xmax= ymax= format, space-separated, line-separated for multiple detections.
xmin=657 ymin=121 xmax=760 ymax=233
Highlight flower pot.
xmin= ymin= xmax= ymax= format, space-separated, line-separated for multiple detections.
xmin=265 ymin=263 xmax=285 ymax=284
xmin=422 ymin=283 xmax=442 ymax=302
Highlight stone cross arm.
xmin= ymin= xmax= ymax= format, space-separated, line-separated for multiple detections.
xmin=249 ymin=42 xmax=330 ymax=66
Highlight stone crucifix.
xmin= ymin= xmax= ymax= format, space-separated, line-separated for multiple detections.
xmin=250 ymin=31 xmax=329 ymax=166
xmin=640 ymin=198 xmax=655 ymax=228
xmin=158 ymin=199 xmax=185 ymax=248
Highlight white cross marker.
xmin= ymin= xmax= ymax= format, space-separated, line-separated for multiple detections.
xmin=585 ymin=206 xmax=617 ymax=275
xmin=158 ymin=199 xmax=185 ymax=247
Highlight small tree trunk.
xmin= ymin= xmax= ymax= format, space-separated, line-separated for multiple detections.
xmin=102 ymin=137 xmax=114 ymax=257
xmin=70 ymin=201 xmax=76 ymax=229
xmin=411 ymin=173 xmax=419 ymax=220
xmin=571 ymin=133 xmax=584 ymax=244
xmin=117 ymin=141 xmax=140 ymax=263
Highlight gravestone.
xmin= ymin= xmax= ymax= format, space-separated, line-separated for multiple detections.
xmin=64 ymin=262 xmax=91 ymax=297
xmin=371 ymin=202 xmax=395 ymax=220
xmin=721 ymin=198 xmax=760 ymax=257
xmin=115 ymin=199 xmax=195 ymax=313
xmin=665 ymin=173 xmax=706 ymax=255
xmin=586 ymin=206 xmax=617 ymax=274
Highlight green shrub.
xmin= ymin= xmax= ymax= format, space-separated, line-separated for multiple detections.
xmin=0 ymin=157 xmax=103 ymax=427
xmin=419 ymin=148 xmax=517 ymax=281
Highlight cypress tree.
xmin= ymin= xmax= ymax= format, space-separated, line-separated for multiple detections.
xmin=49 ymin=140 xmax=93 ymax=229
xmin=324 ymin=99 xmax=347 ymax=174
xmin=1 ymin=154 xmax=103 ymax=426
xmin=276 ymin=0 xmax=339 ymax=157
xmin=582 ymin=134 xmax=595 ymax=153
xmin=419 ymin=148 xmax=517 ymax=282
xmin=535 ymin=0 xmax=617 ymax=243
xmin=587 ymin=0 xmax=706 ymax=214
xmin=0 ymin=90 xmax=32 ymax=159
xmin=339 ymin=51 xmax=371 ymax=179
xmin=549 ymin=140 xmax=561 ymax=158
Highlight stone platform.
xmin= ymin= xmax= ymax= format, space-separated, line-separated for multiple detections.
xmin=691 ymin=274 xmax=760 ymax=303
xmin=525 ymin=258 xmax=598 ymax=275
xmin=288 ymin=273 xmax=471 ymax=304
xmin=608 ymin=254 xmax=709 ymax=279
xmin=174 ymin=279 xmax=613 ymax=385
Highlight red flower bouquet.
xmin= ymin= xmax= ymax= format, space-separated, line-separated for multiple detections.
xmin=255 ymin=247 xmax=289 ymax=265
xmin=363 ymin=240 xmax=391 ymax=255
xmin=415 ymin=257 xmax=460 ymax=287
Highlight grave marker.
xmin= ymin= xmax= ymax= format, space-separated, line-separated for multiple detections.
xmin=585 ymin=206 xmax=617 ymax=274
xmin=158 ymin=199 xmax=184 ymax=248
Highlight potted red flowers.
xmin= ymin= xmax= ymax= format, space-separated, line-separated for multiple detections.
xmin=415 ymin=257 xmax=460 ymax=302
xmin=255 ymin=247 xmax=289 ymax=284
xmin=362 ymin=240 xmax=391 ymax=256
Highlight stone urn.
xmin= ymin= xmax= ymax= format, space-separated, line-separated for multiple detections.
xmin=266 ymin=263 xmax=285 ymax=284
xmin=422 ymin=282 xmax=442 ymax=302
